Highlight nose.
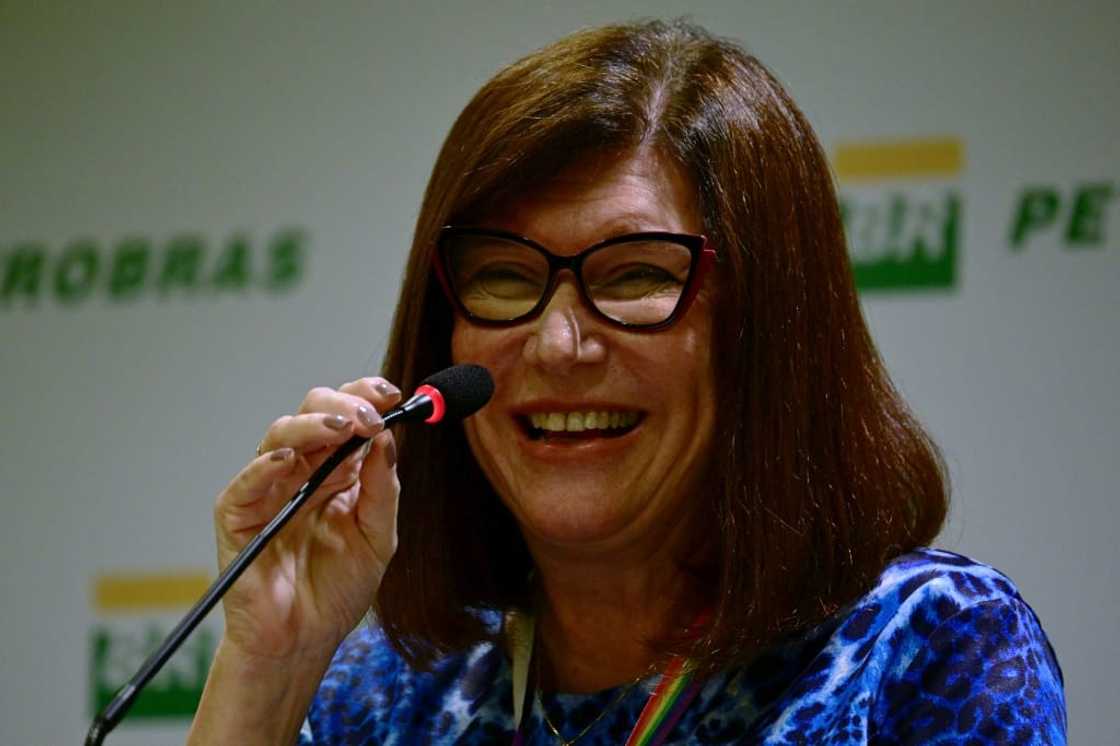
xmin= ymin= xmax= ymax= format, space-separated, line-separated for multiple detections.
xmin=521 ymin=277 xmax=606 ymax=372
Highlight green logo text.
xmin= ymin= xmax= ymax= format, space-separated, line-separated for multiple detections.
xmin=2 ymin=227 xmax=306 ymax=308
xmin=841 ymin=191 xmax=960 ymax=291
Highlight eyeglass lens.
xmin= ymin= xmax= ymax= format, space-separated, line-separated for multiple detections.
xmin=444 ymin=234 xmax=693 ymax=326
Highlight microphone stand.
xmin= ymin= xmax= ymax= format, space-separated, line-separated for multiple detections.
xmin=84 ymin=395 xmax=434 ymax=746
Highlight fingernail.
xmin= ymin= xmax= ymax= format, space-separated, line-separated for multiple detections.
xmin=383 ymin=437 xmax=397 ymax=468
xmin=322 ymin=414 xmax=350 ymax=431
xmin=356 ymin=405 xmax=382 ymax=432
xmin=358 ymin=440 xmax=373 ymax=459
xmin=270 ymin=447 xmax=294 ymax=462
xmin=375 ymin=380 xmax=401 ymax=397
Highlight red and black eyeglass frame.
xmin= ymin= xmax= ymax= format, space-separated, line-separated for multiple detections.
xmin=432 ymin=226 xmax=717 ymax=332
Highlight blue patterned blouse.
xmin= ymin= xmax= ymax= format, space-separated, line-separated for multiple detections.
xmin=299 ymin=548 xmax=1066 ymax=744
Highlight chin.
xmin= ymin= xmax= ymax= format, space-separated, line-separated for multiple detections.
xmin=512 ymin=491 xmax=638 ymax=548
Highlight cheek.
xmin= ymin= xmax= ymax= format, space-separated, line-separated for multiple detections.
xmin=451 ymin=319 xmax=511 ymax=367
xmin=460 ymin=417 xmax=484 ymax=468
xmin=666 ymin=301 xmax=716 ymax=374
xmin=450 ymin=318 xmax=471 ymax=364
xmin=451 ymin=322 xmax=511 ymax=473
xmin=452 ymin=328 xmax=485 ymax=427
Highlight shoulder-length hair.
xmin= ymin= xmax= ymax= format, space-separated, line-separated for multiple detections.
xmin=375 ymin=19 xmax=947 ymax=674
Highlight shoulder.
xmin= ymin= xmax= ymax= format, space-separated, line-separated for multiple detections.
xmin=302 ymin=614 xmax=514 ymax=745
xmin=315 ymin=622 xmax=407 ymax=700
xmin=779 ymin=547 xmax=1056 ymax=687
xmin=303 ymin=623 xmax=409 ymax=743
xmin=750 ymin=548 xmax=1066 ymax=743
xmin=853 ymin=547 xmax=1031 ymax=635
xmin=857 ymin=548 xmax=1067 ymax=743
xmin=844 ymin=547 xmax=1066 ymax=693
xmin=819 ymin=547 xmax=1045 ymax=667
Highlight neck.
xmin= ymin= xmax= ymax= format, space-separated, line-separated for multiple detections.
xmin=527 ymin=519 xmax=705 ymax=693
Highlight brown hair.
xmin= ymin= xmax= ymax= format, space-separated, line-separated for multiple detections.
xmin=375 ymin=19 xmax=947 ymax=674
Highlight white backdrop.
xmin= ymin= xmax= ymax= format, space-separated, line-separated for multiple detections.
xmin=1 ymin=2 xmax=1116 ymax=743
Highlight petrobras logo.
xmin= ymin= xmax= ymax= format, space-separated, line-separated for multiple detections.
xmin=90 ymin=571 xmax=217 ymax=720
xmin=2 ymin=226 xmax=306 ymax=309
xmin=834 ymin=137 xmax=964 ymax=291
xmin=1009 ymin=181 xmax=1117 ymax=252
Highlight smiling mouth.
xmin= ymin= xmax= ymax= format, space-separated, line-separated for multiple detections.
xmin=519 ymin=410 xmax=645 ymax=441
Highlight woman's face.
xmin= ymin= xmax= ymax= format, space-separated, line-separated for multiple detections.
xmin=451 ymin=149 xmax=717 ymax=557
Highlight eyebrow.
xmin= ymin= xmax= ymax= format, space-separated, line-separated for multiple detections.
xmin=593 ymin=215 xmax=668 ymax=237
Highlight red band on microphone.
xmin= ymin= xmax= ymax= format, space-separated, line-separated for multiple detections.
xmin=414 ymin=384 xmax=445 ymax=424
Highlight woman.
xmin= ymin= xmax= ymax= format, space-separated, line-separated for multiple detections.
xmin=189 ymin=20 xmax=1065 ymax=745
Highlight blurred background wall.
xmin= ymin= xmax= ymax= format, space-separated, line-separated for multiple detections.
xmin=1 ymin=1 xmax=1116 ymax=743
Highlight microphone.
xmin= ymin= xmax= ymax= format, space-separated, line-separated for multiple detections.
xmin=313 ymin=362 xmax=495 ymax=466
xmin=85 ymin=364 xmax=493 ymax=746
xmin=387 ymin=362 xmax=495 ymax=426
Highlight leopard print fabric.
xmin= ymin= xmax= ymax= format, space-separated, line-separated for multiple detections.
xmin=301 ymin=548 xmax=1066 ymax=744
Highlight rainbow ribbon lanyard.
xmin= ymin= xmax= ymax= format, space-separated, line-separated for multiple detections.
xmin=508 ymin=612 xmax=704 ymax=746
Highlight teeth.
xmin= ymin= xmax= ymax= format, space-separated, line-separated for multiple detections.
xmin=529 ymin=410 xmax=641 ymax=432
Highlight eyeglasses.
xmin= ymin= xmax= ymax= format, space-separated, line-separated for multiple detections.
xmin=434 ymin=227 xmax=716 ymax=331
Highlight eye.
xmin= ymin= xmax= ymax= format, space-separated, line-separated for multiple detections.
xmin=590 ymin=263 xmax=685 ymax=300
xmin=460 ymin=262 xmax=543 ymax=299
xmin=476 ymin=265 xmax=535 ymax=283
xmin=611 ymin=265 xmax=680 ymax=284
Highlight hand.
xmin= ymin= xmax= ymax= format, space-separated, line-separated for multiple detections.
xmin=212 ymin=376 xmax=402 ymax=663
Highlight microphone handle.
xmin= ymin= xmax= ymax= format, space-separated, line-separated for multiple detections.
xmin=84 ymin=394 xmax=433 ymax=745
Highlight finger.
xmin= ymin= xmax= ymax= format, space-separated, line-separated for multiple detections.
xmin=215 ymin=449 xmax=299 ymax=543
xmin=354 ymin=429 xmax=400 ymax=563
xmin=257 ymin=411 xmax=363 ymax=455
xmin=280 ymin=443 xmax=367 ymax=517
xmin=296 ymin=386 xmax=387 ymax=438
xmin=266 ymin=433 xmax=375 ymax=526
xmin=338 ymin=376 xmax=403 ymax=412
xmin=312 ymin=437 xmax=381 ymax=524
xmin=284 ymin=429 xmax=373 ymax=487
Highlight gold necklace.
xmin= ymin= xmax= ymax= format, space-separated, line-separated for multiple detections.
xmin=537 ymin=681 xmax=640 ymax=746
xmin=534 ymin=644 xmax=644 ymax=746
